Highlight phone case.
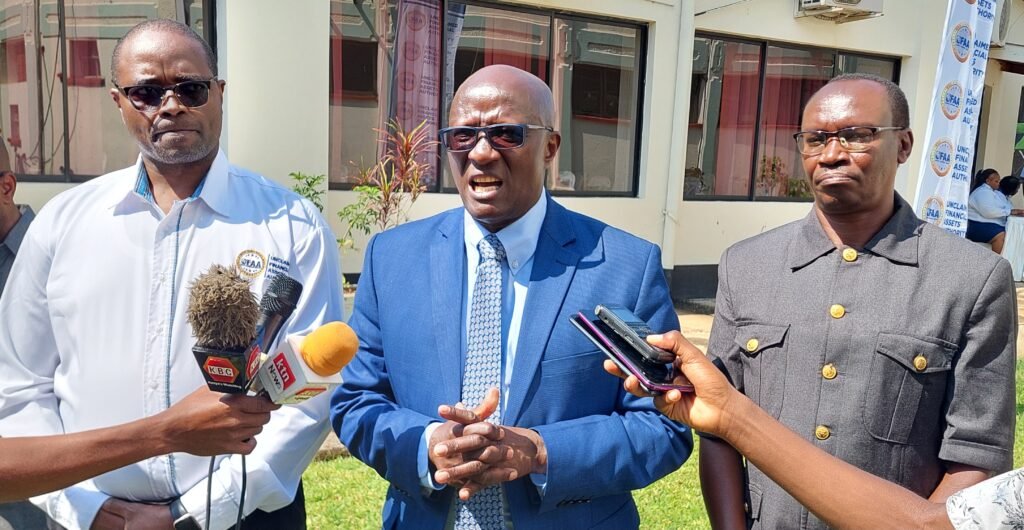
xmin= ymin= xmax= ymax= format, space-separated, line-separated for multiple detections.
xmin=570 ymin=312 xmax=693 ymax=394
xmin=594 ymin=305 xmax=676 ymax=364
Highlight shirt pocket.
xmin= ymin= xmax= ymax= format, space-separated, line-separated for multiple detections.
xmin=734 ymin=323 xmax=790 ymax=419
xmin=862 ymin=332 xmax=956 ymax=445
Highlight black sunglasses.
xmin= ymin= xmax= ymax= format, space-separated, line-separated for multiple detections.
xmin=114 ymin=78 xmax=217 ymax=112
xmin=438 ymin=123 xmax=554 ymax=152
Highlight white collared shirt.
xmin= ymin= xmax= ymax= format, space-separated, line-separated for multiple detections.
xmin=968 ymin=183 xmax=1013 ymax=225
xmin=0 ymin=150 xmax=344 ymax=530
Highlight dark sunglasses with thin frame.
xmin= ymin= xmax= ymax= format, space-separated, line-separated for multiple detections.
xmin=438 ymin=123 xmax=554 ymax=152
xmin=114 ymin=78 xmax=217 ymax=112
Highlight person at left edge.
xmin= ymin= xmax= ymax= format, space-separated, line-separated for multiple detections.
xmin=0 ymin=19 xmax=343 ymax=530
xmin=331 ymin=65 xmax=691 ymax=530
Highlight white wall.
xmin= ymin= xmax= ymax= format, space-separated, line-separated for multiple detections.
xmin=220 ymin=0 xmax=330 ymax=184
xmin=979 ymin=63 xmax=1024 ymax=177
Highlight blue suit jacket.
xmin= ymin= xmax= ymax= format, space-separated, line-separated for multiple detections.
xmin=331 ymin=197 xmax=692 ymax=530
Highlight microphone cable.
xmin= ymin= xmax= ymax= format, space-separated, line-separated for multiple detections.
xmin=202 ymin=454 xmax=248 ymax=530
xmin=205 ymin=456 xmax=214 ymax=530
xmin=237 ymin=455 xmax=247 ymax=529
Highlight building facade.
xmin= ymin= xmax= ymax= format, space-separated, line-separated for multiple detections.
xmin=13 ymin=0 xmax=1024 ymax=302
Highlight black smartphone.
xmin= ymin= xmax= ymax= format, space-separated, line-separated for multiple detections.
xmin=570 ymin=312 xmax=692 ymax=394
xmin=595 ymin=304 xmax=675 ymax=363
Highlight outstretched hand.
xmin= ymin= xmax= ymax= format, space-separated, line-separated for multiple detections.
xmin=603 ymin=331 xmax=739 ymax=438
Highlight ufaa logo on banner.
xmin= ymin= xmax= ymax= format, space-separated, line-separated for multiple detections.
xmin=930 ymin=138 xmax=955 ymax=177
xmin=950 ymin=22 xmax=972 ymax=63
xmin=940 ymin=81 xmax=963 ymax=120
xmin=923 ymin=196 xmax=946 ymax=225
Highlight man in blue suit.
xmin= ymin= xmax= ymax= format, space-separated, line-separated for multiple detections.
xmin=331 ymin=65 xmax=691 ymax=530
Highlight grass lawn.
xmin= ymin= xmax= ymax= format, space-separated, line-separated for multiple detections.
xmin=305 ymin=360 xmax=1024 ymax=528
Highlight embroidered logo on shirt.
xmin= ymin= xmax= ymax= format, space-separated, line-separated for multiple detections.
xmin=267 ymin=255 xmax=291 ymax=278
xmin=236 ymin=250 xmax=267 ymax=279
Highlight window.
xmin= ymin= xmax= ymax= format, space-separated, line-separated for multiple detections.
xmin=67 ymin=39 xmax=103 ymax=87
xmin=328 ymin=0 xmax=396 ymax=185
xmin=2 ymin=37 xmax=26 ymax=84
xmin=329 ymin=0 xmax=646 ymax=197
xmin=2 ymin=0 xmax=211 ymax=182
xmin=685 ymin=35 xmax=900 ymax=201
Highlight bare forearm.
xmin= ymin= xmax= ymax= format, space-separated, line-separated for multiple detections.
xmin=699 ymin=437 xmax=748 ymax=530
xmin=722 ymin=398 xmax=952 ymax=530
xmin=927 ymin=465 xmax=989 ymax=503
xmin=0 ymin=417 xmax=171 ymax=502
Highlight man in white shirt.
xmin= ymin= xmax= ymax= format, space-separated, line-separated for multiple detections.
xmin=0 ymin=19 xmax=343 ymax=530
xmin=966 ymin=168 xmax=1023 ymax=253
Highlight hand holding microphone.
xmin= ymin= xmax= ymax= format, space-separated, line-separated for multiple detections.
xmin=154 ymin=387 xmax=280 ymax=456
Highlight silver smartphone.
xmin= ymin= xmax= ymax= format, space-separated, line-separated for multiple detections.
xmin=595 ymin=304 xmax=675 ymax=363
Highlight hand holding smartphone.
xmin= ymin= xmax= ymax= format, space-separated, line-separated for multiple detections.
xmin=570 ymin=311 xmax=693 ymax=394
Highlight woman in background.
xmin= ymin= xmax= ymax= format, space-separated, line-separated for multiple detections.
xmin=966 ymin=168 xmax=1022 ymax=253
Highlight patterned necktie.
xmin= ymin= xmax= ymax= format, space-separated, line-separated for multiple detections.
xmin=455 ymin=234 xmax=506 ymax=530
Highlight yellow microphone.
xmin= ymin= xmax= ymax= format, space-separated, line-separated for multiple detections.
xmin=256 ymin=321 xmax=359 ymax=404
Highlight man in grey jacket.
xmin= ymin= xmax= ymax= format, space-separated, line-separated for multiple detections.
xmin=699 ymin=73 xmax=1016 ymax=530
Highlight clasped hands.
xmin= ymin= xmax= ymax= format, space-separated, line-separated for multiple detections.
xmin=427 ymin=388 xmax=547 ymax=500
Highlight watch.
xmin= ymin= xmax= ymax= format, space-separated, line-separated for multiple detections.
xmin=169 ymin=499 xmax=201 ymax=530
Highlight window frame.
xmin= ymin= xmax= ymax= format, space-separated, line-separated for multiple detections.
xmin=685 ymin=32 xmax=901 ymax=202
xmin=17 ymin=0 xmax=213 ymax=183
xmin=330 ymin=0 xmax=647 ymax=198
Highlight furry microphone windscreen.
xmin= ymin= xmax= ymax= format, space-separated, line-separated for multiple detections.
xmin=187 ymin=264 xmax=260 ymax=351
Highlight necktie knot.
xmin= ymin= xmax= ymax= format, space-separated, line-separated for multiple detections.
xmin=478 ymin=234 xmax=506 ymax=263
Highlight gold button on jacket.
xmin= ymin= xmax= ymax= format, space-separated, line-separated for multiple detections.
xmin=745 ymin=338 xmax=759 ymax=352
xmin=815 ymin=426 xmax=831 ymax=440
xmin=842 ymin=248 xmax=858 ymax=262
xmin=913 ymin=355 xmax=928 ymax=372
xmin=830 ymin=304 xmax=846 ymax=319
xmin=822 ymin=364 xmax=837 ymax=380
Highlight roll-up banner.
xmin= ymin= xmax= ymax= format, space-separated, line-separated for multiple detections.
xmin=913 ymin=0 xmax=998 ymax=236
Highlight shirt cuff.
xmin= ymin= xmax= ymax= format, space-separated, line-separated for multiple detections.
xmin=530 ymin=471 xmax=548 ymax=496
xmin=33 ymin=483 xmax=110 ymax=530
xmin=418 ymin=422 xmax=445 ymax=491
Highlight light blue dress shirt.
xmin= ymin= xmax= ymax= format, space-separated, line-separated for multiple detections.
xmin=968 ymin=183 xmax=1013 ymax=225
xmin=417 ymin=192 xmax=548 ymax=493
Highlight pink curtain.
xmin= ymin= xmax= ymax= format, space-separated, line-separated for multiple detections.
xmin=393 ymin=0 xmax=442 ymax=186
xmin=713 ymin=43 xmax=760 ymax=196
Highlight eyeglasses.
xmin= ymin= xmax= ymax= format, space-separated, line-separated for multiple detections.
xmin=793 ymin=126 xmax=906 ymax=155
xmin=114 ymin=78 xmax=217 ymax=112
xmin=438 ymin=123 xmax=554 ymax=152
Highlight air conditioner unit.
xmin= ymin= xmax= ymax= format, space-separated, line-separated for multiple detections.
xmin=795 ymin=0 xmax=884 ymax=24
xmin=991 ymin=0 xmax=1011 ymax=47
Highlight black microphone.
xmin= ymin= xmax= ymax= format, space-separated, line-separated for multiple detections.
xmin=254 ymin=274 xmax=303 ymax=356
xmin=245 ymin=274 xmax=303 ymax=393
xmin=187 ymin=265 xmax=260 ymax=394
